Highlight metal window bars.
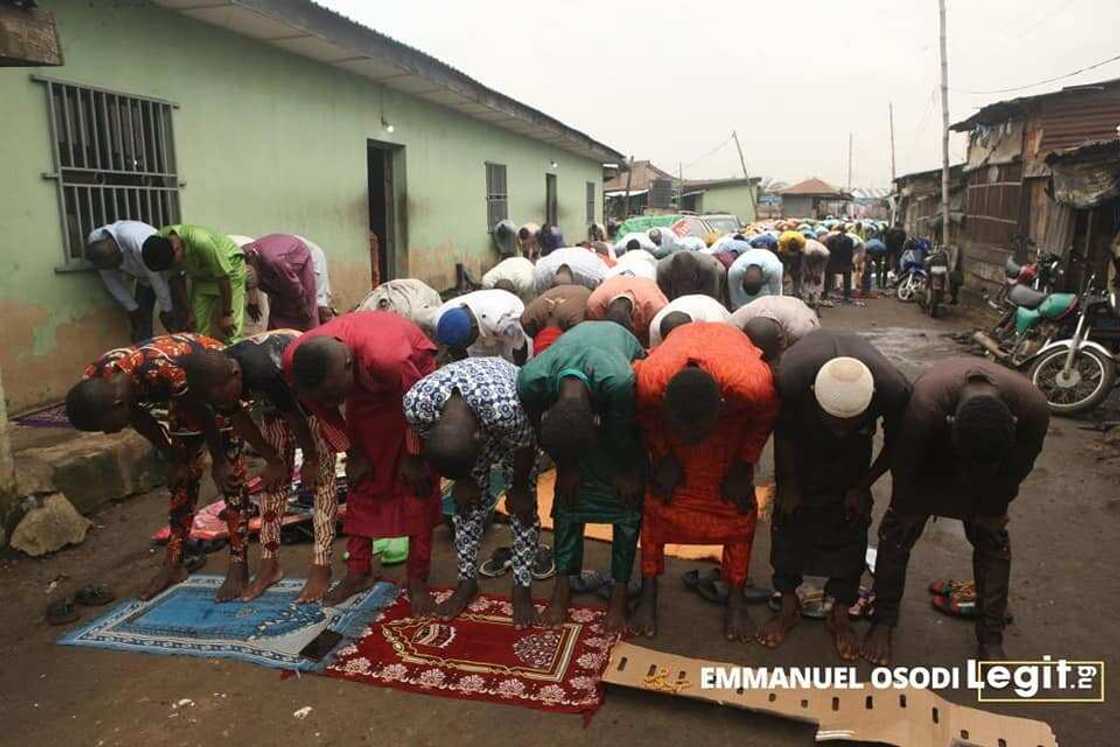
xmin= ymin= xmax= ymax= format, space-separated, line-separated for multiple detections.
xmin=34 ymin=76 xmax=182 ymax=270
xmin=485 ymin=162 xmax=508 ymax=230
xmin=586 ymin=181 xmax=595 ymax=225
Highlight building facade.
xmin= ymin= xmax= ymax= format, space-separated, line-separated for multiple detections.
xmin=0 ymin=0 xmax=621 ymax=412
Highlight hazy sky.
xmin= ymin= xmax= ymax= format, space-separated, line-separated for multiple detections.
xmin=321 ymin=0 xmax=1120 ymax=188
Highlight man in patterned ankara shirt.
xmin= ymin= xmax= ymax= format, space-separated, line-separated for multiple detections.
xmin=404 ymin=357 xmax=540 ymax=628
xmin=65 ymin=333 xmax=250 ymax=602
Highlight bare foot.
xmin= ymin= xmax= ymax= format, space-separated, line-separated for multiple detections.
xmin=215 ymin=561 xmax=249 ymax=602
xmin=511 ymin=585 xmax=538 ymax=629
xmin=627 ymin=577 xmax=657 ymax=637
xmin=977 ymin=641 xmax=1007 ymax=661
xmin=757 ymin=592 xmax=799 ymax=648
xmin=296 ymin=564 xmax=332 ymax=604
xmin=140 ymin=563 xmax=188 ymax=601
xmin=604 ymin=583 xmax=628 ymax=633
xmin=408 ymin=578 xmax=435 ymax=618
xmin=543 ymin=575 xmax=571 ymax=627
xmin=323 ymin=571 xmax=374 ymax=607
xmin=827 ymin=604 xmax=859 ymax=661
xmin=724 ymin=590 xmax=755 ymax=643
xmin=241 ymin=558 xmax=284 ymax=601
xmin=861 ymin=624 xmax=893 ymax=666
xmin=436 ymin=579 xmax=479 ymax=621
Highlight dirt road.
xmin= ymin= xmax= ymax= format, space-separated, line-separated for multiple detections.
xmin=1 ymin=297 xmax=1116 ymax=746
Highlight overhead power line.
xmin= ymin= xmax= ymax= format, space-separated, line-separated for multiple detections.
xmin=955 ymin=51 xmax=1120 ymax=95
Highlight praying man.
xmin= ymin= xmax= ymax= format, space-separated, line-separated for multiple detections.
xmin=520 ymin=284 xmax=591 ymax=354
xmin=182 ymin=329 xmax=340 ymax=603
xmin=242 ymin=234 xmax=319 ymax=331
xmin=85 ymin=220 xmax=180 ymax=341
xmin=284 ymin=311 xmax=441 ymax=614
xmin=517 ymin=321 xmax=646 ymax=632
xmin=65 ymin=334 xmax=250 ymax=601
xmin=585 ymin=275 xmax=668 ymax=347
xmin=758 ymin=330 xmax=911 ymax=660
xmin=728 ymin=247 xmax=784 ymax=310
xmin=404 ymin=357 xmax=541 ymax=628
xmin=433 ymin=288 xmax=530 ymax=364
xmin=732 ymin=295 xmax=821 ymax=365
xmin=630 ymin=322 xmax=778 ymax=642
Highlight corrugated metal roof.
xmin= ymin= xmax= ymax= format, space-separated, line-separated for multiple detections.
xmin=949 ymin=76 xmax=1120 ymax=132
xmin=1036 ymin=92 xmax=1120 ymax=152
xmin=780 ymin=177 xmax=844 ymax=196
xmin=152 ymin=0 xmax=624 ymax=163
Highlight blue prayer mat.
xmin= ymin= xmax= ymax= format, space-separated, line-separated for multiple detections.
xmin=58 ymin=575 xmax=399 ymax=671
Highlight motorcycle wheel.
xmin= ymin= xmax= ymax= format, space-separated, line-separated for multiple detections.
xmin=1030 ymin=347 xmax=1117 ymax=416
xmin=928 ymin=289 xmax=942 ymax=318
xmin=897 ymin=274 xmax=915 ymax=302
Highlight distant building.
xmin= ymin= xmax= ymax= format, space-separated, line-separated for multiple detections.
xmin=779 ymin=178 xmax=852 ymax=218
xmin=604 ymin=160 xmax=676 ymax=217
xmin=948 ymin=76 xmax=1120 ymax=291
xmin=605 ymin=162 xmax=759 ymax=223
xmin=892 ymin=165 xmax=967 ymax=244
xmin=678 ymin=177 xmax=759 ymax=225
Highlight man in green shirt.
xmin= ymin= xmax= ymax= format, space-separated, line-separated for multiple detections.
xmin=143 ymin=224 xmax=247 ymax=342
xmin=517 ymin=321 xmax=646 ymax=632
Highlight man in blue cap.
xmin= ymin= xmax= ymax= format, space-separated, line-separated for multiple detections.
xmin=433 ymin=289 xmax=530 ymax=364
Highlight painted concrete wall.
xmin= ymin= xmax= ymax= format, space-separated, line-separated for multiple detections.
xmin=0 ymin=0 xmax=604 ymax=412
xmin=693 ymin=183 xmax=757 ymax=225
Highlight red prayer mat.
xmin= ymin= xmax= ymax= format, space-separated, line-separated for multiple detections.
xmin=324 ymin=590 xmax=619 ymax=716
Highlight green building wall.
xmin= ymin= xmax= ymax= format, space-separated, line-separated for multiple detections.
xmin=693 ymin=183 xmax=758 ymax=225
xmin=0 ymin=0 xmax=605 ymax=412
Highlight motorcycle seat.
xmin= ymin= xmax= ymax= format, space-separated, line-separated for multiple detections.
xmin=1008 ymin=283 xmax=1048 ymax=309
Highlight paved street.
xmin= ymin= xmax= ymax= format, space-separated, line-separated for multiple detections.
xmin=0 ymin=297 xmax=1116 ymax=746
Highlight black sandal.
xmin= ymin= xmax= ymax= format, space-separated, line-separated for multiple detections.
xmin=46 ymin=598 xmax=79 ymax=626
xmin=74 ymin=584 xmax=115 ymax=607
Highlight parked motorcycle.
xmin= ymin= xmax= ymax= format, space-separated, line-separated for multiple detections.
xmin=895 ymin=243 xmax=929 ymax=302
xmin=1029 ymin=281 xmax=1120 ymax=415
xmin=986 ymin=236 xmax=1065 ymax=311
xmin=918 ymin=247 xmax=950 ymax=318
xmin=973 ymin=281 xmax=1079 ymax=368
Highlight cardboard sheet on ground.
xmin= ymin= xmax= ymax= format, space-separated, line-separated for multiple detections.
xmin=602 ymin=642 xmax=1057 ymax=747
xmin=496 ymin=470 xmax=774 ymax=564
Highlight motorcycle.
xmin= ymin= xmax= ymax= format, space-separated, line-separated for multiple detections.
xmin=895 ymin=243 xmax=929 ymax=302
xmin=987 ymin=236 xmax=1065 ymax=311
xmin=1029 ymin=280 xmax=1120 ymax=415
xmin=973 ymin=280 xmax=1080 ymax=369
xmin=918 ymin=247 xmax=950 ymax=318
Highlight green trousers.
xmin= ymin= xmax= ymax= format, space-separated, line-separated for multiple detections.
xmin=191 ymin=275 xmax=246 ymax=343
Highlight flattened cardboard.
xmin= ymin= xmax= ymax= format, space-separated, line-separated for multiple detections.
xmin=603 ymin=642 xmax=1057 ymax=747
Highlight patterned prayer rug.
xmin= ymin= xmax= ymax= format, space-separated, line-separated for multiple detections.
xmin=58 ymin=575 xmax=397 ymax=671
xmin=12 ymin=403 xmax=71 ymax=429
xmin=324 ymin=591 xmax=618 ymax=715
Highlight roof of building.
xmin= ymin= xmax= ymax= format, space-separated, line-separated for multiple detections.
xmin=893 ymin=164 xmax=966 ymax=185
xmin=603 ymin=160 xmax=675 ymax=191
xmin=780 ymin=177 xmax=847 ymax=197
xmin=152 ymin=0 xmax=624 ymax=163
xmin=682 ymin=176 xmax=761 ymax=190
xmin=949 ymin=76 xmax=1120 ymax=132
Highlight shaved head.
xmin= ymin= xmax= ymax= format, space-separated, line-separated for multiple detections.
xmin=743 ymin=317 xmax=783 ymax=362
xmin=424 ymin=398 xmax=480 ymax=479
xmin=604 ymin=296 xmax=634 ymax=331
xmin=664 ymin=366 xmax=720 ymax=444
xmin=292 ymin=336 xmax=352 ymax=407
xmin=659 ymin=310 xmax=692 ymax=342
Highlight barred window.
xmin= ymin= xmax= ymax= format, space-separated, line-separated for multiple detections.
xmin=35 ymin=76 xmax=181 ymax=269
xmin=586 ymin=181 xmax=596 ymax=224
xmin=486 ymin=162 xmax=508 ymax=230
xmin=546 ymin=173 xmax=558 ymax=225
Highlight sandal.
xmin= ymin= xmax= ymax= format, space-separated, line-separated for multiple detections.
xmin=478 ymin=547 xmax=513 ymax=578
xmin=531 ymin=545 xmax=555 ymax=581
xmin=184 ymin=553 xmax=207 ymax=574
xmin=928 ymin=579 xmax=973 ymax=597
xmin=743 ymin=580 xmax=773 ymax=604
xmin=74 ymin=584 xmax=115 ymax=607
xmin=46 ymin=598 xmax=79 ymax=626
xmin=569 ymin=569 xmax=609 ymax=595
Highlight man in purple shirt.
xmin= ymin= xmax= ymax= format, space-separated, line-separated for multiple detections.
xmin=243 ymin=234 xmax=319 ymax=331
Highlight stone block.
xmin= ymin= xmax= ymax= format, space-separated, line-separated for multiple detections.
xmin=9 ymin=493 xmax=91 ymax=556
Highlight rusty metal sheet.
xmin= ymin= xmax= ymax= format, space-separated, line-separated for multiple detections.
xmin=1037 ymin=87 xmax=1120 ymax=153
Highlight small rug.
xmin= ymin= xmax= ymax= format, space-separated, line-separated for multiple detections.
xmin=12 ymin=403 xmax=71 ymax=429
xmin=59 ymin=575 xmax=397 ymax=671
xmin=324 ymin=590 xmax=618 ymax=715
xmin=496 ymin=470 xmax=776 ymax=564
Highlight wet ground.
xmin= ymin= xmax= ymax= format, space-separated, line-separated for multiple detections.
xmin=1 ymin=296 xmax=1117 ymax=746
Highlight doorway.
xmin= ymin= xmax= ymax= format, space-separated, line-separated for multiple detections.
xmin=368 ymin=140 xmax=404 ymax=284
xmin=545 ymin=172 xmax=558 ymax=225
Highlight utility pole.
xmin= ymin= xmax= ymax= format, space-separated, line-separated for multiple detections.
xmin=622 ymin=155 xmax=634 ymax=219
xmin=730 ymin=130 xmax=758 ymax=221
xmin=938 ymin=0 xmax=953 ymax=257
xmin=889 ymin=101 xmax=897 ymax=181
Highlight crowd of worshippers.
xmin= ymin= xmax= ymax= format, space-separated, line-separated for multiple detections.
xmin=64 ymin=217 xmax=1049 ymax=665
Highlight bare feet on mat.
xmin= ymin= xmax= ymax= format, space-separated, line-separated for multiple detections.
xmin=757 ymin=592 xmax=799 ymax=648
xmin=436 ymin=578 xmax=479 ymax=621
xmin=140 ymin=563 xmax=188 ymax=601
xmin=241 ymin=558 xmax=284 ymax=602
xmin=215 ymin=561 xmax=249 ymax=602
xmin=860 ymin=624 xmax=893 ymax=666
xmin=604 ymin=583 xmax=628 ymax=633
xmin=511 ymin=585 xmax=538 ymax=630
xmin=827 ymin=604 xmax=859 ymax=661
xmin=408 ymin=578 xmax=436 ymax=618
xmin=627 ymin=578 xmax=658 ymax=637
xmin=296 ymin=564 xmax=332 ymax=604
xmin=724 ymin=590 xmax=755 ymax=643
xmin=542 ymin=575 xmax=571 ymax=627
xmin=323 ymin=571 xmax=374 ymax=607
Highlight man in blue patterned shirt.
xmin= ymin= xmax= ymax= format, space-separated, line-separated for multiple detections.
xmin=404 ymin=357 xmax=540 ymax=628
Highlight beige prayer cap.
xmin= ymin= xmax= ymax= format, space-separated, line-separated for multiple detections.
xmin=813 ymin=357 xmax=874 ymax=418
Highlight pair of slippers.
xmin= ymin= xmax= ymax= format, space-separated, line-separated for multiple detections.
xmin=928 ymin=579 xmax=1014 ymax=623
xmin=569 ymin=570 xmax=642 ymax=601
xmin=479 ymin=545 xmax=555 ymax=581
xmin=46 ymin=584 xmax=115 ymax=626
xmin=766 ymin=587 xmax=833 ymax=619
xmin=682 ymin=568 xmax=773 ymax=605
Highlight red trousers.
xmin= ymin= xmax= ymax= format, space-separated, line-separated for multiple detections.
xmin=346 ymin=529 xmax=433 ymax=583
xmin=640 ymin=500 xmax=758 ymax=587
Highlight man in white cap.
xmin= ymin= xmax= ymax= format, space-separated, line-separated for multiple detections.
xmin=757 ymin=330 xmax=910 ymax=661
